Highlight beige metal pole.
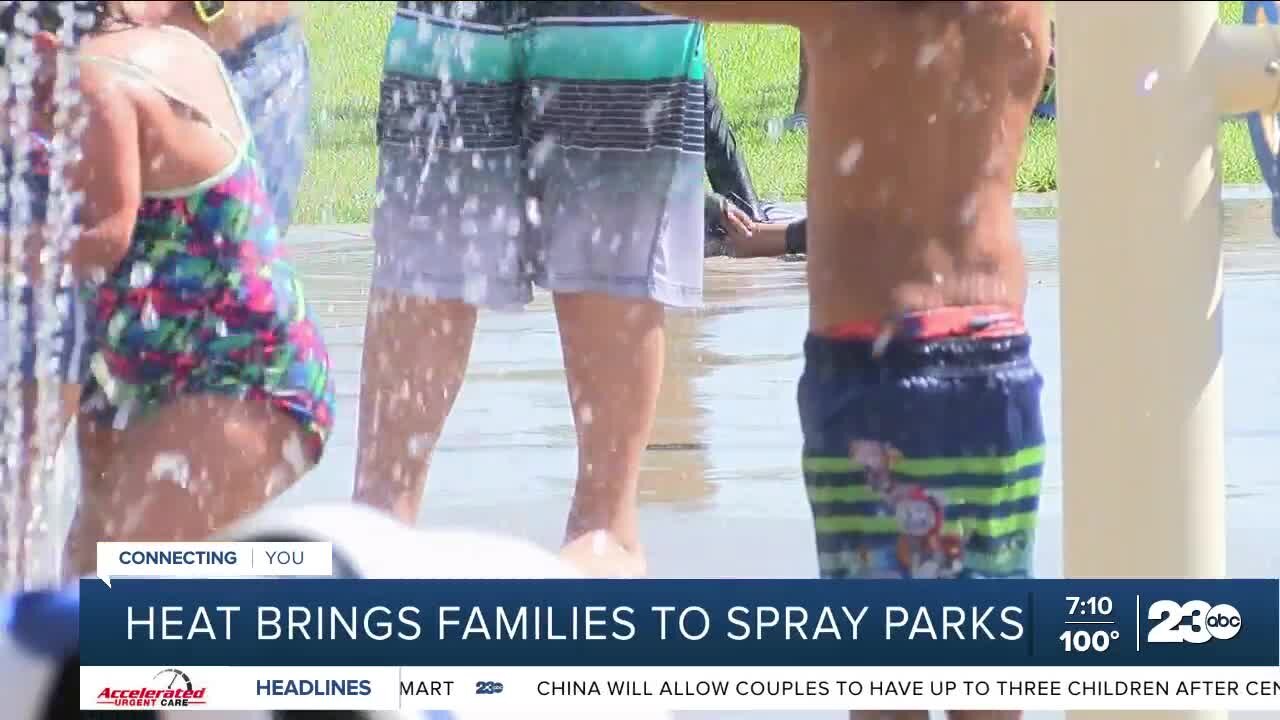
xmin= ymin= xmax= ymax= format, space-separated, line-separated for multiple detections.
xmin=1058 ymin=2 xmax=1226 ymax=717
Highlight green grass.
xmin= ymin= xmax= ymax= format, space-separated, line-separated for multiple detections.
xmin=297 ymin=2 xmax=391 ymax=225
xmin=296 ymin=1 xmax=1266 ymax=224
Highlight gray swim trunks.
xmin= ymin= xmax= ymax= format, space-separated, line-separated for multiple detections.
xmin=372 ymin=1 xmax=707 ymax=309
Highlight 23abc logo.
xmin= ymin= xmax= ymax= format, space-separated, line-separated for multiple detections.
xmin=475 ymin=681 xmax=504 ymax=695
xmin=1146 ymin=600 xmax=1242 ymax=644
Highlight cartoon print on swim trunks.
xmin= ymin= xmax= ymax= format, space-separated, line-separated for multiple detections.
xmin=849 ymin=439 xmax=969 ymax=579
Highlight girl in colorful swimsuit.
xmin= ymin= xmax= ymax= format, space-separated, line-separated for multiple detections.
xmin=3 ymin=1 xmax=334 ymax=575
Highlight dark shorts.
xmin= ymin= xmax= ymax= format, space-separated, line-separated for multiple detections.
xmin=798 ymin=306 xmax=1046 ymax=579
xmin=220 ymin=17 xmax=311 ymax=235
xmin=374 ymin=1 xmax=706 ymax=308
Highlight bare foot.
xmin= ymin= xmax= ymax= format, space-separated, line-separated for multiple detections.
xmin=560 ymin=531 xmax=648 ymax=578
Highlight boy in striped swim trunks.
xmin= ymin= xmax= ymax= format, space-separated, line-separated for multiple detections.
xmin=646 ymin=0 xmax=1049 ymax=588
xmin=357 ymin=2 xmax=705 ymax=575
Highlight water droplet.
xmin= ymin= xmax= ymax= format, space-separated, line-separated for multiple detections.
xmin=529 ymin=137 xmax=555 ymax=170
xmin=766 ymin=117 xmax=784 ymax=142
xmin=644 ymin=99 xmax=664 ymax=129
xmin=838 ymin=141 xmax=864 ymax=175
xmin=462 ymin=275 xmax=489 ymax=306
xmin=1143 ymin=70 xmax=1159 ymax=92
xmin=150 ymin=453 xmax=191 ymax=489
xmin=917 ymin=42 xmax=944 ymax=69
xmin=141 ymin=299 xmax=159 ymax=330
xmin=959 ymin=194 xmax=978 ymax=225
xmin=408 ymin=433 xmax=432 ymax=458
xmin=129 ymin=262 xmax=154 ymax=288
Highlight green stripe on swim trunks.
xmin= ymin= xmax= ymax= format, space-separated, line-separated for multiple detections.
xmin=807 ymin=476 xmax=1041 ymax=507
xmin=803 ymin=445 xmax=1046 ymax=478
xmin=384 ymin=16 xmax=518 ymax=83
xmin=524 ymin=22 xmax=705 ymax=82
xmin=813 ymin=511 xmax=1037 ymax=539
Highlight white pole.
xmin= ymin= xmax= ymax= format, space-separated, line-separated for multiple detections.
xmin=1058 ymin=3 xmax=1225 ymax=719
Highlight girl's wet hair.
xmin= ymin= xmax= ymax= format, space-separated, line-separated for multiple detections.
xmin=0 ymin=1 xmax=111 ymax=62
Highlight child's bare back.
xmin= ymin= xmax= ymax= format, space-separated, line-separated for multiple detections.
xmin=800 ymin=1 xmax=1048 ymax=329
xmin=70 ymin=23 xmax=246 ymax=270
xmin=648 ymin=1 xmax=1049 ymax=329
xmin=82 ymin=25 xmax=244 ymax=189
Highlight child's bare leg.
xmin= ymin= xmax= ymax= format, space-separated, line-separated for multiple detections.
xmin=64 ymin=394 xmax=309 ymax=576
xmin=352 ymin=292 xmax=477 ymax=524
xmin=554 ymin=292 xmax=664 ymax=577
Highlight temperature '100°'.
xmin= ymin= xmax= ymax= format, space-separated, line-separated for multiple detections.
xmin=1060 ymin=629 xmax=1120 ymax=652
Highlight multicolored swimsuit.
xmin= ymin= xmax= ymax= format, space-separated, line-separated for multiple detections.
xmin=77 ymin=34 xmax=334 ymax=460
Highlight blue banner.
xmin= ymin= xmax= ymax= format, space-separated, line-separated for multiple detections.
xmin=79 ymin=579 xmax=1278 ymax=667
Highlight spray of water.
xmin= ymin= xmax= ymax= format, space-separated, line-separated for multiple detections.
xmin=2 ymin=0 xmax=41 ymax=592
xmin=0 ymin=0 xmax=89 ymax=590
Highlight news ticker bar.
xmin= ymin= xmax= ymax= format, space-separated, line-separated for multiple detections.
xmin=80 ymin=666 xmax=1280 ymax=712
xmin=81 ymin=578 xmax=1280 ymax=666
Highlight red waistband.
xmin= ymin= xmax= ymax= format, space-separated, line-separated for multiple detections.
xmin=819 ymin=306 xmax=1027 ymax=343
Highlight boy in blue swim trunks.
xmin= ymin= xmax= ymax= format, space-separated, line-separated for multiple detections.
xmin=645 ymin=4 xmax=1049 ymax=714
xmin=355 ymin=1 xmax=705 ymax=576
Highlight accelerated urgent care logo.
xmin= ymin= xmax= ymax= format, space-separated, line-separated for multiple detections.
xmin=97 ymin=668 xmax=208 ymax=708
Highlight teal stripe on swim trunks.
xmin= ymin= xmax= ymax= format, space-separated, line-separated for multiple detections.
xmin=384 ymin=14 xmax=704 ymax=84
xmin=384 ymin=14 xmax=518 ymax=83
xmin=524 ymin=20 xmax=705 ymax=82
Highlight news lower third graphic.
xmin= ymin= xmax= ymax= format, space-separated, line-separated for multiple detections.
xmin=76 ymin=545 xmax=1280 ymax=711
xmin=95 ymin=541 xmax=333 ymax=585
